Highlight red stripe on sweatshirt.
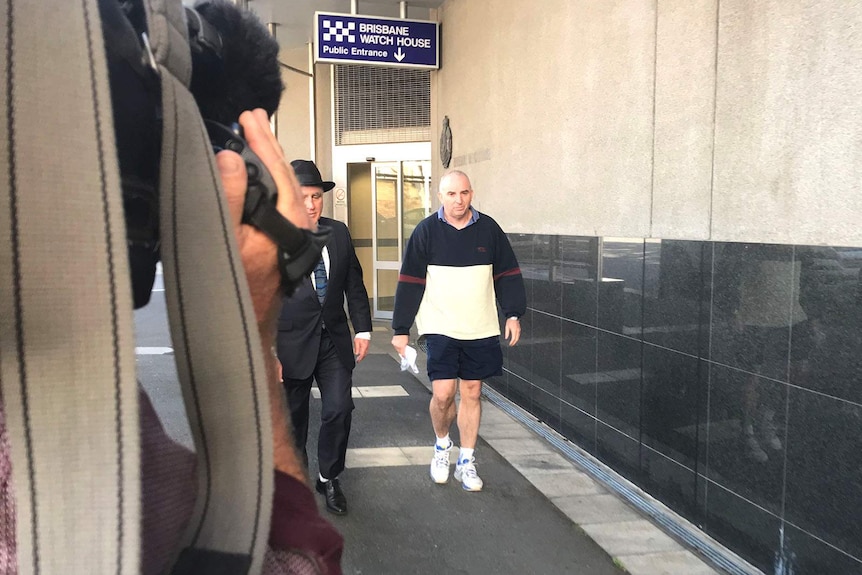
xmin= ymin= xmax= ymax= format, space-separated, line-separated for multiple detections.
xmin=398 ymin=274 xmax=426 ymax=285
xmin=494 ymin=268 xmax=522 ymax=281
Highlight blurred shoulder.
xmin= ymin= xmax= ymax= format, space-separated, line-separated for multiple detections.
xmin=320 ymin=216 xmax=348 ymax=233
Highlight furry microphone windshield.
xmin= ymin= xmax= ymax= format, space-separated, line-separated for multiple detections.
xmin=188 ymin=0 xmax=284 ymax=125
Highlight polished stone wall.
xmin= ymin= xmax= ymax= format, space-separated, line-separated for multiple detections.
xmin=489 ymin=234 xmax=862 ymax=574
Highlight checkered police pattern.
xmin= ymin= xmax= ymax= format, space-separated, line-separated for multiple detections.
xmin=322 ymin=19 xmax=356 ymax=43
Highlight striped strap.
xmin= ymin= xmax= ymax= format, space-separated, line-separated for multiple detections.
xmin=158 ymin=67 xmax=273 ymax=575
xmin=145 ymin=1 xmax=274 ymax=571
xmin=1 ymin=0 xmax=274 ymax=572
xmin=0 ymin=0 xmax=140 ymax=573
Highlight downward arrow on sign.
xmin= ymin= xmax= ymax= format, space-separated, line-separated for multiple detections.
xmin=394 ymin=48 xmax=405 ymax=62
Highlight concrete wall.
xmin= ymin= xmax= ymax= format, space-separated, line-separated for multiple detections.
xmin=276 ymin=45 xmax=314 ymax=163
xmin=433 ymin=0 xmax=656 ymax=238
xmin=711 ymin=0 xmax=862 ymax=245
xmin=275 ymin=45 xmax=337 ymax=217
xmin=434 ymin=0 xmax=862 ymax=246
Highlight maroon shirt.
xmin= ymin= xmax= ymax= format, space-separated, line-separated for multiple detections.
xmin=0 ymin=389 xmax=343 ymax=575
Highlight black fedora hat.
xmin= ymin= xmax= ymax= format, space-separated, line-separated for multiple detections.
xmin=290 ymin=159 xmax=335 ymax=192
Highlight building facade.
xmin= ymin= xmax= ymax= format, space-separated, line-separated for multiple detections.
xmin=276 ymin=1 xmax=862 ymax=573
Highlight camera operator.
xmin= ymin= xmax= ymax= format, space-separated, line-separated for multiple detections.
xmin=216 ymin=109 xmax=344 ymax=574
xmin=155 ymin=2 xmax=345 ymax=572
xmin=217 ymin=108 xmax=314 ymax=478
xmin=180 ymin=0 xmax=330 ymax=506
xmin=1 ymin=1 xmax=344 ymax=574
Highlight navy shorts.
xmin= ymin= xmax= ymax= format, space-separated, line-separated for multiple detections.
xmin=424 ymin=334 xmax=503 ymax=381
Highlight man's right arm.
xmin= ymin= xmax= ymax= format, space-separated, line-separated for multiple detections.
xmin=391 ymin=224 xmax=428 ymax=355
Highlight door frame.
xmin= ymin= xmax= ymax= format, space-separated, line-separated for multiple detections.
xmin=331 ymin=142 xmax=432 ymax=320
xmin=370 ymin=161 xmax=402 ymax=319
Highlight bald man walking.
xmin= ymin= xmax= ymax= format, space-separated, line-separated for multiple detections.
xmin=391 ymin=170 xmax=526 ymax=491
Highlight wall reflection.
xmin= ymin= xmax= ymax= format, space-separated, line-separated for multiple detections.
xmin=499 ymin=234 xmax=862 ymax=575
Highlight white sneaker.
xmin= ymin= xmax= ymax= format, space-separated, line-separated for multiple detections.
xmin=454 ymin=457 xmax=483 ymax=492
xmin=430 ymin=442 xmax=452 ymax=484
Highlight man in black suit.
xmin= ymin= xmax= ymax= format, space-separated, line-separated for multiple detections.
xmin=276 ymin=159 xmax=372 ymax=515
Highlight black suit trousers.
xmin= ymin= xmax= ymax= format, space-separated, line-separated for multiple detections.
xmin=282 ymin=330 xmax=354 ymax=479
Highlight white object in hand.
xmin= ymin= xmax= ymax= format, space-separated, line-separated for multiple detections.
xmin=400 ymin=345 xmax=419 ymax=374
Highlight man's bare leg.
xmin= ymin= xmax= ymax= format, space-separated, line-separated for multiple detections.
xmin=429 ymin=379 xmax=458 ymax=483
xmin=430 ymin=378 xmax=458 ymax=437
xmin=456 ymin=379 xmax=482 ymax=449
xmin=453 ymin=379 xmax=484 ymax=491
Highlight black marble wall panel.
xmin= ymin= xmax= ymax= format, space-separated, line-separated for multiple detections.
xmin=643 ymin=240 xmax=711 ymax=357
xmin=486 ymin=373 xmax=507 ymax=397
xmin=598 ymin=239 xmax=644 ymax=337
xmin=641 ymin=345 xmax=701 ymax=470
xmin=784 ymin=389 xmax=862 ymax=561
xmin=531 ymin=385 xmax=561 ymax=434
xmin=561 ymin=399 xmax=596 ymax=455
xmin=507 ymin=372 xmax=532 ymax=414
xmin=510 ymin=233 xmax=534 ymax=278
xmin=641 ymin=446 xmax=698 ymax=524
xmin=704 ymin=363 xmax=786 ymax=516
xmin=531 ymin=311 xmax=562 ymax=397
xmin=497 ymin=234 xmax=862 ymax=572
xmin=596 ymin=332 xmax=642 ymax=440
xmin=793 ymin=246 xmax=862 ymax=405
xmin=560 ymin=319 xmax=597 ymax=416
xmin=596 ymin=421 xmax=640 ymax=484
xmin=530 ymin=235 xmax=563 ymax=316
xmin=703 ymin=484 xmax=781 ymax=574
xmin=531 ymin=310 xmax=563 ymax=433
xmin=782 ymin=523 xmax=862 ymax=575
xmin=560 ymin=236 xmax=599 ymax=326
xmin=695 ymin=359 xmax=712 ymax=480
xmin=709 ymin=242 xmax=795 ymax=381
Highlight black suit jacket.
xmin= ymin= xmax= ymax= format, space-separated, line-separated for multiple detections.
xmin=277 ymin=217 xmax=372 ymax=379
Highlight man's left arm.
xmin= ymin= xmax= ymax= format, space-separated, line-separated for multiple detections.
xmin=343 ymin=225 xmax=373 ymax=362
xmin=492 ymin=224 xmax=527 ymax=347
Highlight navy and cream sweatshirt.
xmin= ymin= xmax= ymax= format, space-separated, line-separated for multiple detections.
xmin=392 ymin=209 xmax=526 ymax=340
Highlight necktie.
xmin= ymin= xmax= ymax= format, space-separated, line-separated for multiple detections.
xmin=314 ymin=257 xmax=327 ymax=305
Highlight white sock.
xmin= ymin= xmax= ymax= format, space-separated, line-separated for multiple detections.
xmin=318 ymin=473 xmax=329 ymax=483
xmin=435 ymin=434 xmax=451 ymax=450
xmin=458 ymin=447 xmax=474 ymax=464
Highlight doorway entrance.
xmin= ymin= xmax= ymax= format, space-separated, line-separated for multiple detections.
xmin=347 ymin=160 xmax=432 ymax=319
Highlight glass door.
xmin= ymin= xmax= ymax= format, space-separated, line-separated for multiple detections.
xmin=371 ymin=162 xmax=400 ymax=319
xmin=371 ymin=161 xmax=431 ymax=319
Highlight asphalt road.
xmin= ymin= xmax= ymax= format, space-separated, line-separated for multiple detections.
xmin=134 ymin=283 xmax=623 ymax=575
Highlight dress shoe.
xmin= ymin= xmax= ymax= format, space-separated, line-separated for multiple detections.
xmin=315 ymin=477 xmax=348 ymax=515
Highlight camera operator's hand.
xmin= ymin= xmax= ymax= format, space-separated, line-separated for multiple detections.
xmin=215 ymin=108 xmax=311 ymax=482
xmin=218 ymin=108 xmax=313 ymax=329
xmin=242 ymin=109 xmax=313 ymax=232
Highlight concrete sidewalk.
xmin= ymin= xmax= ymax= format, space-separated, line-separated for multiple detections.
xmin=302 ymin=320 xmax=727 ymax=575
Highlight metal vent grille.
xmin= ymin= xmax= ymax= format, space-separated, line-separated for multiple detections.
xmin=334 ymin=65 xmax=430 ymax=145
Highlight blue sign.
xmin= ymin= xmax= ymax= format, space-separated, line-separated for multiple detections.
xmin=315 ymin=12 xmax=439 ymax=70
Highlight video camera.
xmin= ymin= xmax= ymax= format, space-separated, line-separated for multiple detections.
xmin=100 ymin=0 xmax=327 ymax=308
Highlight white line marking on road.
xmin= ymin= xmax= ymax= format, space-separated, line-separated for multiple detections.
xmin=311 ymin=384 xmax=408 ymax=399
xmin=356 ymin=385 xmax=410 ymax=398
xmin=345 ymin=445 xmax=449 ymax=469
xmin=136 ymin=347 xmax=174 ymax=355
